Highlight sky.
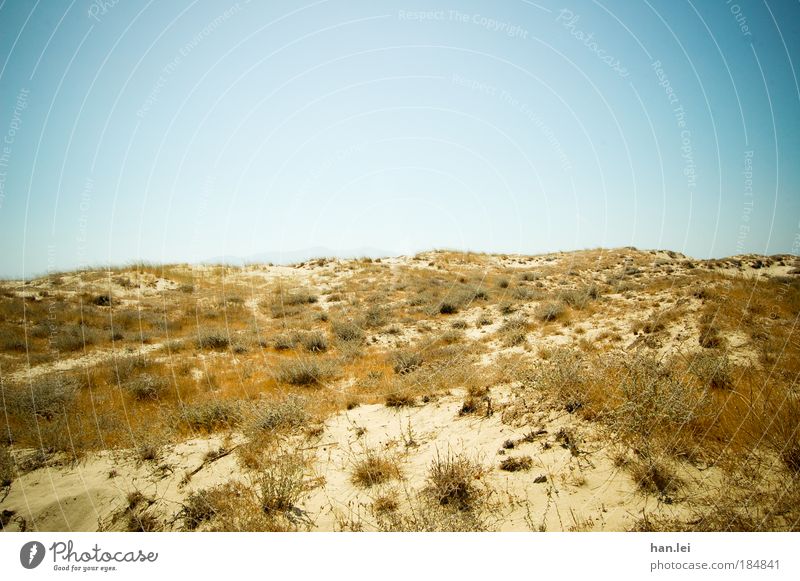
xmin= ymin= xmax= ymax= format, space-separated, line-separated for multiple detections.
xmin=0 ymin=0 xmax=798 ymax=278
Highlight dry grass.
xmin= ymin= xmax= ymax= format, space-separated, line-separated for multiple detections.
xmin=276 ymin=358 xmax=334 ymax=386
xmin=250 ymin=395 xmax=308 ymax=433
xmin=499 ymin=455 xmax=532 ymax=472
xmin=178 ymin=400 xmax=242 ymax=432
xmin=1 ymin=250 xmax=798 ymax=531
xmin=425 ymin=451 xmax=484 ymax=510
xmin=351 ymin=449 xmax=402 ymax=488
xmin=535 ymin=301 xmax=565 ymax=322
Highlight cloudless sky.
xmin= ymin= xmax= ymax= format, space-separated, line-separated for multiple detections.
xmin=0 ymin=0 xmax=798 ymax=278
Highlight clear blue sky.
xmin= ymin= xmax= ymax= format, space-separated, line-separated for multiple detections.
xmin=1 ymin=0 xmax=798 ymax=278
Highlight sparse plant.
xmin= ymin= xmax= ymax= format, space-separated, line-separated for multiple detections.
xmin=698 ymin=323 xmax=724 ymax=348
xmin=363 ymin=305 xmax=388 ymax=328
xmin=251 ymin=396 xmax=308 ymax=432
xmin=425 ymin=451 xmax=483 ymax=510
xmin=392 ymin=350 xmax=423 ymax=375
xmin=7 ymin=375 xmax=78 ymax=421
xmin=178 ymin=400 xmax=242 ymax=431
xmin=273 ymin=333 xmax=296 ymax=350
xmin=688 ymin=352 xmax=733 ymax=390
xmin=299 ymin=330 xmax=328 ymax=352
xmin=331 ymin=320 xmax=365 ymax=343
xmin=629 ymin=453 xmax=680 ymax=496
xmin=125 ymin=373 xmax=168 ymax=401
xmin=182 ymin=489 xmax=218 ymax=530
xmin=276 ymin=358 xmax=332 ymax=386
xmin=385 ymin=390 xmax=415 ymax=408
xmin=196 ymin=330 xmax=230 ymax=350
xmin=535 ymin=301 xmax=565 ymax=322
xmin=499 ymin=455 xmax=533 ymax=472
xmin=259 ymin=453 xmax=305 ymax=513
xmin=372 ymin=495 xmax=399 ymax=514
xmin=0 ymin=446 xmax=14 ymax=488
xmin=351 ymin=449 xmax=401 ymax=488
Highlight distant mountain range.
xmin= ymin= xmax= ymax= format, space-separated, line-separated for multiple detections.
xmin=203 ymin=246 xmax=403 ymax=266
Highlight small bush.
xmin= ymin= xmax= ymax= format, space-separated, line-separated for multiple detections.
xmin=363 ymin=306 xmax=388 ymax=329
xmin=280 ymin=289 xmax=318 ymax=306
xmin=179 ymin=400 xmax=241 ymax=431
xmin=273 ymin=333 xmax=295 ymax=350
xmin=351 ymin=450 xmax=401 ymax=488
xmin=438 ymin=301 xmax=459 ymax=315
xmin=0 ymin=446 xmax=14 ymax=488
xmin=196 ymin=330 xmax=230 ymax=350
xmin=54 ymin=325 xmax=100 ymax=352
xmin=392 ymin=350 xmax=423 ymax=374
xmin=630 ymin=454 xmax=680 ymax=496
xmin=535 ymin=301 xmax=565 ymax=322
xmin=499 ymin=455 xmax=532 ymax=472
xmin=614 ymin=355 xmax=704 ymax=439
xmin=125 ymin=374 xmax=168 ymax=401
xmin=559 ymin=286 xmax=598 ymax=310
xmin=528 ymin=348 xmax=588 ymax=413
xmin=0 ymin=327 xmax=26 ymax=351
xmin=92 ymin=294 xmax=111 ymax=306
xmin=698 ymin=324 xmax=724 ymax=349
xmin=425 ymin=452 xmax=483 ymax=510
xmin=688 ymin=352 xmax=732 ymax=390
xmin=332 ymin=320 xmax=365 ymax=343
xmin=299 ymin=331 xmax=328 ymax=352
xmin=259 ymin=453 xmax=305 ymax=513
xmin=182 ymin=490 xmax=218 ymax=530
xmin=276 ymin=359 xmax=330 ymax=386
xmin=476 ymin=313 xmax=493 ymax=327
xmin=498 ymin=317 xmax=528 ymax=346
xmin=385 ymin=390 xmax=415 ymax=408
xmin=7 ymin=376 xmax=78 ymax=420
xmin=251 ymin=396 xmax=308 ymax=432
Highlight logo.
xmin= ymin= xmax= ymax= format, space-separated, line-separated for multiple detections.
xmin=20 ymin=541 xmax=46 ymax=569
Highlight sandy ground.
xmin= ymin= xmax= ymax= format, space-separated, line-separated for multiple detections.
xmin=0 ymin=249 xmax=795 ymax=531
